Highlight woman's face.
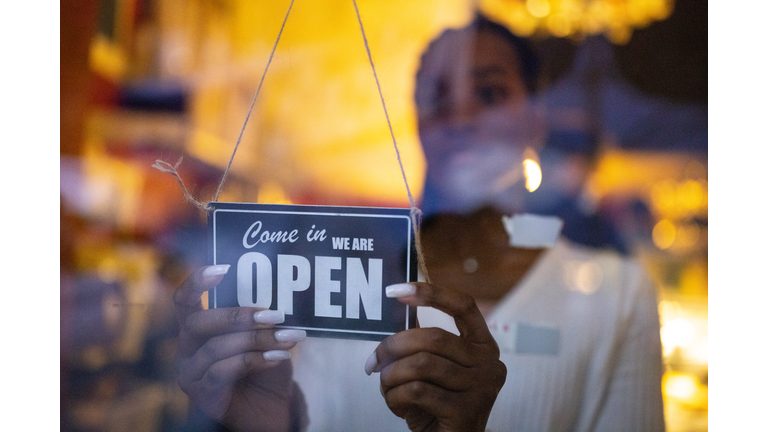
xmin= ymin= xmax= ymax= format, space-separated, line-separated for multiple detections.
xmin=416 ymin=29 xmax=533 ymax=159
xmin=416 ymin=29 xmax=544 ymax=216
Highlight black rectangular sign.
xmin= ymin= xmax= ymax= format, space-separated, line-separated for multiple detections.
xmin=208 ymin=202 xmax=417 ymax=341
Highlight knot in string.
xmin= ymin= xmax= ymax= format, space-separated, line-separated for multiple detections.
xmin=151 ymin=156 xmax=211 ymax=211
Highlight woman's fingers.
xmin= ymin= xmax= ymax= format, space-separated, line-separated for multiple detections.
xmin=379 ymin=350 xmax=474 ymax=393
xmin=367 ymin=327 xmax=476 ymax=375
xmin=366 ymin=282 xmax=500 ymax=375
xmin=180 ymin=328 xmax=307 ymax=383
xmin=384 ymin=379 xmax=458 ymax=419
xmin=368 ymin=282 xmax=507 ymax=431
xmin=184 ymin=308 xmax=286 ymax=339
xmin=176 ymin=307 xmax=286 ymax=357
xmin=385 ymin=282 xmax=496 ymax=345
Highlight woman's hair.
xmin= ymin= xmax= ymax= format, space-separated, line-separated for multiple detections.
xmin=417 ymin=13 xmax=541 ymax=95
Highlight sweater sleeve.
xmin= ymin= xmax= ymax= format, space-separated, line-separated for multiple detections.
xmin=593 ymin=264 xmax=666 ymax=432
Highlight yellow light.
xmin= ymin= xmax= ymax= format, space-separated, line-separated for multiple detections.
xmin=481 ymin=0 xmax=675 ymax=43
xmin=607 ymin=25 xmax=633 ymax=45
xmin=658 ymin=300 xmax=682 ymax=323
xmin=89 ymin=34 xmax=128 ymax=82
xmin=652 ymin=219 xmax=676 ymax=249
xmin=679 ymin=179 xmax=704 ymax=212
xmin=523 ymin=159 xmax=542 ymax=192
xmin=257 ymin=181 xmax=292 ymax=204
xmin=651 ymin=180 xmax=677 ymax=214
xmin=688 ymin=337 xmax=709 ymax=364
xmin=661 ymin=317 xmax=696 ymax=350
xmin=507 ymin=5 xmax=539 ymax=36
xmin=546 ymin=13 xmax=573 ymax=37
xmin=676 ymin=222 xmax=700 ymax=248
xmin=526 ymin=0 xmax=551 ymax=18
xmin=663 ymin=371 xmax=698 ymax=401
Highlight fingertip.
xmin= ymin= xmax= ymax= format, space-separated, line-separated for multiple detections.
xmin=202 ymin=264 xmax=231 ymax=278
xmin=263 ymin=350 xmax=291 ymax=362
xmin=175 ymin=266 xmax=225 ymax=306
xmin=385 ymin=283 xmax=416 ymax=298
xmin=186 ymin=265 xmax=229 ymax=294
xmin=254 ymin=310 xmax=285 ymax=325
xmin=364 ymin=350 xmax=378 ymax=376
xmin=274 ymin=329 xmax=306 ymax=343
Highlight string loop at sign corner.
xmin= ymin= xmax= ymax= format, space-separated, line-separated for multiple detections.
xmin=151 ymin=156 xmax=211 ymax=211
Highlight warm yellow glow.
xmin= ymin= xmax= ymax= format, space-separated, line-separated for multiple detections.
xmin=651 ymin=180 xmax=677 ymax=214
xmin=547 ymin=13 xmax=573 ymax=37
xmin=663 ymin=371 xmax=698 ymax=400
xmin=652 ymin=219 xmax=676 ymax=249
xmin=679 ymin=262 xmax=707 ymax=297
xmin=523 ymin=159 xmax=543 ymax=192
xmin=658 ymin=300 xmax=682 ymax=323
xmin=679 ymin=179 xmax=705 ymax=211
xmin=188 ymin=128 xmax=236 ymax=169
xmin=661 ymin=317 xmax=696 ymax=350
xmin=676 ymin=222 xmax=700 ymax=248
xmin=89 ymin=34 xmax=128 ymax=82
xmin=607 ymin=25 xmax=633 ymax=45
xmin=688 ymin=337 xmax=709 ymax=364
xmin=257 ymin=181 xmax=292 ymax=204
xmin=526 ymin=0 xmax=551 ymax=18
xmin=481 ymin=0 xmax=675 ymax=42
xmin=487 ymin=1 xmax=540 ymax=37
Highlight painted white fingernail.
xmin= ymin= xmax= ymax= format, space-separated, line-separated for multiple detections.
xmin=364 ymin=351 xmax=378 ymax=376
xmin=254 ymin=310 xmax=285 ymax=324
xmin=385 ymin=283 xmax=416 ymax=298
xmin=203 ymin=265 xmax=230 ymax=277
xmin=275 ymin=329 xmax=307 ymax=343
xmin=264 ymin=350 xmax=291 ymax=361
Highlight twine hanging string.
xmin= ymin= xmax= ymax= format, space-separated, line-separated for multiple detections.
xmin=152 ymin=156 xmax=210 ymax=211
xmin=352 ymin=0 xmax=430 ymax=283
xmin=153 ymin=0 xmax=296 ymax=211
xmin=154 ymin=0 xmax=430 ymax=283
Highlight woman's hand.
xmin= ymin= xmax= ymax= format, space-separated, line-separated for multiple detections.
xmin=174 ymin=265 xmax=307 ymax=432
xmin=365 ymin=282 xmax=507 ymax=432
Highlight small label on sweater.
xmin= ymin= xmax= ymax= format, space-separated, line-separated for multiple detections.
xmin=489 ymin=321 xmax=560 ymax=356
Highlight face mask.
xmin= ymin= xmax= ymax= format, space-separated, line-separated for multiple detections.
xmin=422 ymin=136 xmax=539 ymax=216
xmin=418 ymin=99 xmax=545 ymax=216
xmin=434 ymin=143 xmax=526 ymax=214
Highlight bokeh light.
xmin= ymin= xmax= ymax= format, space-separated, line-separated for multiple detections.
xmin=653 ymin=219 xmax=676 ymax=249
xmin=523 ymin=158 xmax=543 ymax=192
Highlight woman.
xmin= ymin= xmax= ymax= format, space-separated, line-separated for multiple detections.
xmin=174 ymin=15 xmax=665 ymax=432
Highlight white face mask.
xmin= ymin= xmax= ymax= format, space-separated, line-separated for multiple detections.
xmin=436 ymin=143 xmax=527 ymax=214
xmin=420 ymin=106 xmax=544 ymax=215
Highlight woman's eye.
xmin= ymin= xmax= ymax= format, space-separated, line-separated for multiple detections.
xmin=418 ymin=80 xmax=451 ymax=116
xmin=476 ymin=85 xmax=508 ymax=106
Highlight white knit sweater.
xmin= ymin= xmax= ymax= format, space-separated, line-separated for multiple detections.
xmin=291 ymin=240 xmax=665 ymax=432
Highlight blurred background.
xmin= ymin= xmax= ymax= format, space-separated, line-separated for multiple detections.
xmin=60 ymin=0 xmax=707 ymax=430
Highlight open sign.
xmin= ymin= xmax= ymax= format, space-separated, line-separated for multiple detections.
xmin=208 ymin=202 xmax=417 ymax=341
